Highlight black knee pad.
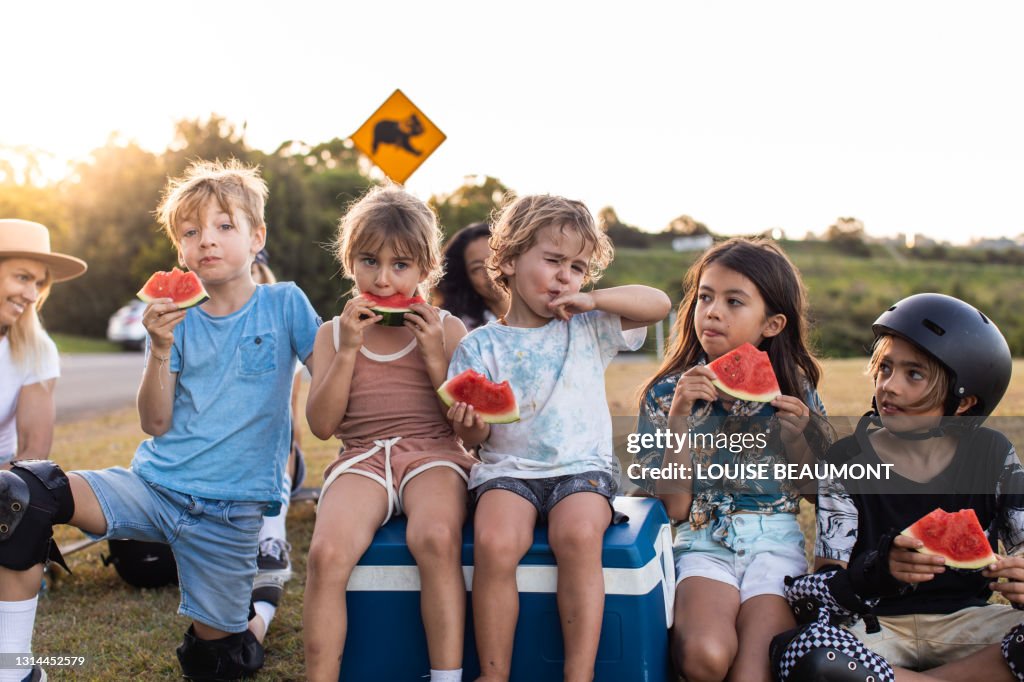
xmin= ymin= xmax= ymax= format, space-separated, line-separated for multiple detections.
xmin=1002 ymin=623 xmax=1024 ymax=682
xmin=176 ymin=626 xmax=265 ymax=681
xmin=102 ymin=539 xmax=178 ymax=588
xmin=0 ymin=469 xmax=29 ymax=539
xmin=0 ymin=460 xmax=74 ymax=571
xmin=771 ymin=619 xmax=894 ymax=682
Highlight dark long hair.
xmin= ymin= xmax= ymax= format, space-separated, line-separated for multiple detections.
xmin=640 ymin=238 xmax=822 ymax=407
xmin=435 ymin=222 xmax=493 ymax=328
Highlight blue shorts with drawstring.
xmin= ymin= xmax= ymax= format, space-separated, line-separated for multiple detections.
xmin=74 ymin=467 xmax=266 ymax=632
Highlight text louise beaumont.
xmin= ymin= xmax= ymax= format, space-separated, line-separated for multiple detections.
xmin=627 ymin=461 xmax=895 ymax=482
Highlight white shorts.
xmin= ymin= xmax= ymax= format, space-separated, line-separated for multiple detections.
xmin=674 ymin=513 xmax=808 ymax=602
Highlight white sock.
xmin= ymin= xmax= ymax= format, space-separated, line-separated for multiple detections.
xmin=258 ymin=474 xmax=291 ymax=543
xmin=253 ymin=601 xmax=277 ymax=629
xmin=0 ymin=597 xmax=38 ymax=682
xmin=429 ymin=669 xmax=462 ymax=682
xmin=258 ymin=511 xmax=287 ymax=544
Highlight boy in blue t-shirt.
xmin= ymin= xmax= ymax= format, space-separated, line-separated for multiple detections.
xmin=0 ymin=159 xmax=320 ymax=681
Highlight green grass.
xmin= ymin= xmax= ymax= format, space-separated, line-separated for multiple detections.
xmin=601 ymin=243 xmax=1024 ymax=357
xmin=35 ymin=361 xmax=1024 ymax=679
xmin=50 ymin=333 xmax=121 ymax=354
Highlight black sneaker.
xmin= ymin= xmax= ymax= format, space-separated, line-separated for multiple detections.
xmin=22 ymin=665 xmax=47 ymax=682
xmin=253 ymin=537 xmax=291 ymax=606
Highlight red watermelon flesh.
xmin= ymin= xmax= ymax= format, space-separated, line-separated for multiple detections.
xmin=707 ymin=342 xmax=781 ymax=402
xmin=437 ymin=369 xmax=520 ymax=424
xmin=900 ymin=508 xmax=997 ymax=570
xmin=362 ymin=292 xmax=426 ymax=326
xmin=137 ymin=268 xmax=208 ymax=309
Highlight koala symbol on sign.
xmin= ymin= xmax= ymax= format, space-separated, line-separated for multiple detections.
xmin=372 ymin=114 xmax=425 ymax=156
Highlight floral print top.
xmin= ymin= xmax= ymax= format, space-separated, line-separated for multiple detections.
xmin=633 ymin=357 xmax=827 ymax=547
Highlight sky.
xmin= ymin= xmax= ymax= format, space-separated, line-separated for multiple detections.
xmin=3 ymin=1 xmax=1023 ymax=244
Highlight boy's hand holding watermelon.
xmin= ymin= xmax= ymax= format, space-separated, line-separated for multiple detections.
xmin=984 ymin=556 xmax=1024 ymax=606
xmin=138 ymin=268 xmax=205 ymax=355
xmin=141 ymin=299 xmax=187 ymax=355
xmin=889 ymin=533 xmax=949 ymax=584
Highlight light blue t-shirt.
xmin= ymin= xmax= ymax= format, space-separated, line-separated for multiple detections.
xmin=133 ymin=282 xmax=320 ymax=505
xmin=449 ymin=310 xmax=646 ymax=488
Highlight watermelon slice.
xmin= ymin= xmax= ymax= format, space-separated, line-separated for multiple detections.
xmin=438 ymin=369 xmax=520 ymax=424
xmin=362 ymin=292 xmax=426 ymax=327
xmin=137 ymin=268 xmax=208 ymax=309
xmin=707 ymin=342 xmax=781 ymax=402
xmin=900 ymin=508 xmax=998 ymax=571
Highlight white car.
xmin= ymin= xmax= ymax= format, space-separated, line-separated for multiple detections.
xmin=106 ymin=300 xmax=147 ymax=351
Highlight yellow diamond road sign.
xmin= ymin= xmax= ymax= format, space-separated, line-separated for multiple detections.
xmin=350 ymin=89 xmax=446 ymax=185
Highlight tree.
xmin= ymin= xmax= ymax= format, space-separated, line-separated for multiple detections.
xmin=598 ymin=206 xmax=652 ymax=248
xmin=430 ymin=175 xmax=511 ymax=239
xmin=664 ymin=214 xmax=711 ymax=236
xmin=825 ymin=216 xmax=871 ymax=257
xmin=258 ymin=137 xmax=373 ymax=318
xmin=45 ymin=137 xmax=168 ymax=336
xmin=164 ymin=115 xmax=253 ymax=175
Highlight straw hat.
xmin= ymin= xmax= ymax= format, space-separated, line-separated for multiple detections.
xmin=0 ymin=219 xmax=87 ymax=282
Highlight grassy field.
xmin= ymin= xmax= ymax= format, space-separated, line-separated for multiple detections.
xmin=601 ymin=243 xmax=1024 ymax=358
xmin=34 ymin=358 xmax=1024 ymax=680
xmin=49 ymin=333 xmax=121 ymax=354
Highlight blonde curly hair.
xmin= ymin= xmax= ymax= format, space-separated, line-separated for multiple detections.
xmin=487 ymin=193 xmax=613 ymax=294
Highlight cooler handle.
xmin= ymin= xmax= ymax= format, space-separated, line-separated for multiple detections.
xmin=654 ymin=523 xmax=676 ymax=628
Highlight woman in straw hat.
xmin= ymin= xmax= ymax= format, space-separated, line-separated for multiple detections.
xmin=0 ymin=219 xmax=86 ymax=464
xmin=0 ymin=219 xmax=85 ymax=682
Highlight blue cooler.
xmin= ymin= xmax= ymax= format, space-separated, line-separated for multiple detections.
xmin=340 ymin=496 xmax=675 ymax=681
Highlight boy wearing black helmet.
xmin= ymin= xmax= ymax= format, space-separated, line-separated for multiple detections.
xmin=772 ymin=294 xmax=1024 ymax=682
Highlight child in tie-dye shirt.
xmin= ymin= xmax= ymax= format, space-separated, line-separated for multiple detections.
xmin=447 ymin=194 xmax=670 ymax=681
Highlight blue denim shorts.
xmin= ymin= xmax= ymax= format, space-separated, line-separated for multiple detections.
xmin=672 ymin=512 xmax=807 ymax=602
xmin=473 ymin=470 xmax=617 ymax=521
xmin=74 ymin=467 xmax=266 ymax=632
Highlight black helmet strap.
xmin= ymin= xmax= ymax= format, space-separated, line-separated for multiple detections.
xmin=865 ymin=400 xmax=950 ymax=440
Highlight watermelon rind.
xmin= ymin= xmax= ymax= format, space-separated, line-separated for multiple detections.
xmin=363 ymin=293 xmax=426 ymax=327
xmin=900 ymin=508 xmax=998 ymax=571
xmin=437 ymin=370 xmax=520 ymax=424
xmin=370 ymin=306 xmax=413 ymax=327
xmin=710 ymin=378 xmax=780 ymax=403
xmin=137 ymin=269 xmax=209 ymax=310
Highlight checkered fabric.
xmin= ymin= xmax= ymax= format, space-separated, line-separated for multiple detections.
xmin=784 ymin=570 xmax=879 ymax=626
xmin=774 ymin=618 xmax=895 ymax=682
xmin=1002 ymin=623 xmax=1024 ymax=682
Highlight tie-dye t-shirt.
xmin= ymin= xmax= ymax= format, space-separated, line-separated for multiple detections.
xmin=448 ymin=310 xmax=646 ymax=489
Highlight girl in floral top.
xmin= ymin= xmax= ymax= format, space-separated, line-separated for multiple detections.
xmin=633 ymin=237 xmax=830 ymax=682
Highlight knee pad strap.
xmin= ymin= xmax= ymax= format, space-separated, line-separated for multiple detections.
xmin=0 ymin=461 xmax=74 ymax=571
xmin=784 ymin=568 xmax=878 ymax=626
xmin=176 ymin=626 xmax=265 ymax=681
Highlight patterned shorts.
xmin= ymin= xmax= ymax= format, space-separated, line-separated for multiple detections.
xmin=473 ymin=470 xmax=617 ymax=521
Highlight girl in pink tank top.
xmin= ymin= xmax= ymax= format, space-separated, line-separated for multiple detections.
xmin=303 ymin=186 xmax=476 ymax=682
